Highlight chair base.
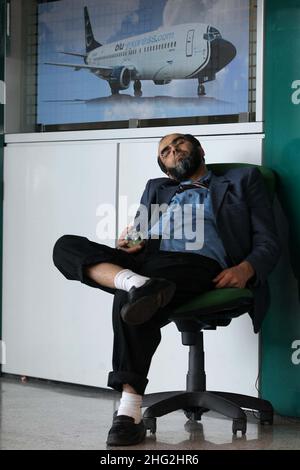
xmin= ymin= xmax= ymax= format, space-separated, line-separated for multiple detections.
xmin=142 ymin=390 xmax=273 ymax=435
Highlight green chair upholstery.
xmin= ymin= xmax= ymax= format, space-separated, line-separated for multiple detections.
xmin=142 ymin=164 xmax=276 ymax=436
xmin=208 ymin=163 xmax=277 ymax=201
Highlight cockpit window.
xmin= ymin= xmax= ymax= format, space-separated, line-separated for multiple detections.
xmin=203 ymin=27 xmax=222 ymax=41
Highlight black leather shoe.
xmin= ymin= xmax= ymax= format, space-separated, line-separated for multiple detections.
xmin=106 ymin=415 xmax=146 ymax=446
xmin=120 ymin=278 xmax=176 ymax=325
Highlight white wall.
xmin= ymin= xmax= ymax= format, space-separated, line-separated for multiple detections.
xmin=2 ymin=132 xmax=262 ymax=396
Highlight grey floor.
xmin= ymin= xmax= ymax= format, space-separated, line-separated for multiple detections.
xmin=1 ymin=376 xmax=300 ymax=450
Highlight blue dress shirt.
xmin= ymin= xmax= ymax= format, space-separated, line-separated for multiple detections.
xmin=149 ymin=171 xmax=228 ymax=268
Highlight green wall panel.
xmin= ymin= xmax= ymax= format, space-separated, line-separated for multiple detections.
xmin=262 ymin=0 xmax=300 ymax=416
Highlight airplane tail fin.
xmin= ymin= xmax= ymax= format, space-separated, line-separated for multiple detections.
xmin=84 ymin=6 xmax=102 ymax=53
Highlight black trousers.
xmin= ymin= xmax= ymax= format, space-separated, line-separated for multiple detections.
xmin=53 ymin=235 xmax=221 ymax=395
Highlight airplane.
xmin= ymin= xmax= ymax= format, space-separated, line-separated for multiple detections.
xmin=45 ymin=6 xmax=237 ymax=97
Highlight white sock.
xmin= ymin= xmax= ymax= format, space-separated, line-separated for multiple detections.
xmin=117 ymin=391 xmax=143 ymax=424
xmin=114 ymin=269 xmax=149 ymax=292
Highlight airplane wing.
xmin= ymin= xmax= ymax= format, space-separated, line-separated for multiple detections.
xmin=44 ymin=61 xmax=113 ymax=75
xmin=58 ymin=51 xmax=87 ymax=58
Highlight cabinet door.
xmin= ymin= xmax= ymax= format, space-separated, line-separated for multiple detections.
xmin=119 ymin=137 xmax=260 ymax=395
xmin=2 ymin=140 xmax=117 ymax=387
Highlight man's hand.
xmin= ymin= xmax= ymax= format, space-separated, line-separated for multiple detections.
xmin=117 ymin=225 xmax=145 ymax=254
xmin=213 ymin=261 xmax=255 ymax=289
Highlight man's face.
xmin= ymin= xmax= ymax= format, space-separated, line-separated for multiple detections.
xmin=158 ymin=133 xmax=204 ymax=181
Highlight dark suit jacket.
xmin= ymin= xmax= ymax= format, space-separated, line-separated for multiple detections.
xmin=135 ymin=167 xmax=281 ymax=333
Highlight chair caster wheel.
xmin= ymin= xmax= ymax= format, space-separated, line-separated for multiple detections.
xmin=260 ymin=411 xmax=273 ymax=425
xmin=232 ymin=418 xmax=247 ymax=435
xmin=143 ymin=417 xmax=156 ymax=434
xmin=184 ymin=407 xmax=208 ymax=421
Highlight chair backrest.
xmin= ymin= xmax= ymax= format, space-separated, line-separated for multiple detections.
xmin=207 ymin=163 xmax=277 ymax=202
xmin=171 ymin=163 xmax=277 ymax=339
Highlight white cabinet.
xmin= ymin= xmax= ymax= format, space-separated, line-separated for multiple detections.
xmin=2 ymin=133 xmax=262 ymax=395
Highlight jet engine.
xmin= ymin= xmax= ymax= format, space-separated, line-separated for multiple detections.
xmin=109 ymin=66 xmax=131 ymax=90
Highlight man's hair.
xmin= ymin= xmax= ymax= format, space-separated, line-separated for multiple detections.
xmin=157 ymin=134 xmax=202 ymax=175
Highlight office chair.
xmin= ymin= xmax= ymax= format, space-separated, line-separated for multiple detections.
xmin=142 ymin=163 xmax=276 ymax=436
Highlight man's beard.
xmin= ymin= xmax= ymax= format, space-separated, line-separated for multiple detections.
xmin=167 ymin=148 xmax=202 ymax=182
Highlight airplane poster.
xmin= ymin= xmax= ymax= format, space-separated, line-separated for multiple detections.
xmin=37 ymin=0 xmax=250 ymax=127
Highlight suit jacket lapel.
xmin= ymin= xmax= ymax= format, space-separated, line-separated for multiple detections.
xmin=156 ymin=182 xmax=179 ymax=205
xmin=210 ymin=173 xmax=230 ymax=218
